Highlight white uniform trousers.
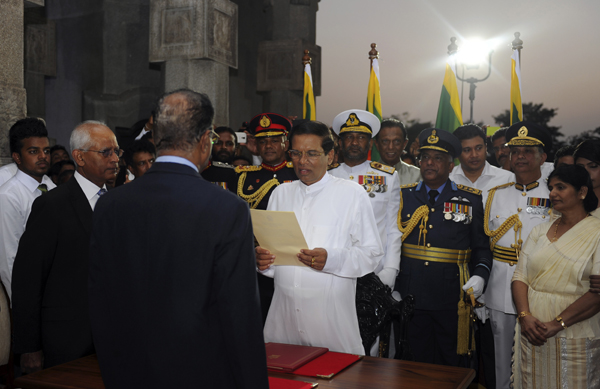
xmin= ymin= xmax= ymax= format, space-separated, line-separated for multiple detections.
xmin=489 ymin=308 xmax=517 ymax=389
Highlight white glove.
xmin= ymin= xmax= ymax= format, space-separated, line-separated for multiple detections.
xmin=474 ymin=306 xmax=489 ymax=323
xmin=462 ymin=275 xmax=485 ymax=299
xmin=376 ymin=267 xmax=398 ymax=290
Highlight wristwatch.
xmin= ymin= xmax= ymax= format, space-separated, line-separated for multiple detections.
xmin=555 ymin=316 xmax=568 ymax=329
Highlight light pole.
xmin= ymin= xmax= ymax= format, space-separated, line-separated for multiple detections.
xmin=448 ymin=37 xmax=494 ymax=124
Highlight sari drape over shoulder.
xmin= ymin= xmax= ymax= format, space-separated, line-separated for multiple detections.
xmin=511 ymin=216 xmax=600 ymax=389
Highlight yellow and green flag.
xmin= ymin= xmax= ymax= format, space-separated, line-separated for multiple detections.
xmin=510 ymin=49 xmax=523 ymax=125
xmin=366 ymin=58 xmax=382 ymax=120
xmin=303 ymin=63 xmax=316 ymax=120
xmin=435 ymin=56 xmax=463 ymax=132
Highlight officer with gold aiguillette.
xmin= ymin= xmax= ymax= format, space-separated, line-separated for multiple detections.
xmin=396 ymin=128 xmax=492 ymax=367
xmin=234 ymin=112 xmax=297 ymax=323
xmin=482 ymin=121 xmax=552 ymax=389
xmin=234 ymin=113 xmax=297 ymax=211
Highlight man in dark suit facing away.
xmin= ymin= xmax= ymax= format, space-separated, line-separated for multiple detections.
xmin=88 ymin=89 xmax=268 ymax=388
xmin=12 ymin=120 xmax=120 ymax=372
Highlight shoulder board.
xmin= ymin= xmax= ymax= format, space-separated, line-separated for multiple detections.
xmin=400 ymin=182 xmax=418 ymax=189
xmin=212 ymin=161 xmax=234 ymax=169
xmin=489 ymin=182 xmax=516 ymax=192
xmin=286 ymin=161 xmax=294 ymax=168
xmin=456 ymin=184 xmax=482 ymax=196
xmin=327 ymin=163 xmax=340 ymax=171
xmin=234 ymin=165 xmax=262 ymax=174
xmin=370 ymin=161 xmax=395 ymax=174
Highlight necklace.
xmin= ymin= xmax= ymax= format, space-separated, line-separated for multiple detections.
xmin=551 ymin=217 xmax=562 ymax=242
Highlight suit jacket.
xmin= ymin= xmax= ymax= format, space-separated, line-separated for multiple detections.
xmin=397 ymin=179 xmax=493 ymax=310
xmin=12 ymin=176 xmax=95 ymax=367
xmin=88 ymin=162 xmax=268 ymax=388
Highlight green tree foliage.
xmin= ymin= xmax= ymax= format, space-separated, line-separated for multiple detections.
xmin=389 ymin=112 xmax=433 ymax=150
xmin=564 ymin=127 xmax=600 ymax=146
xmin=492 ymin=102 xmax=564 ymax=157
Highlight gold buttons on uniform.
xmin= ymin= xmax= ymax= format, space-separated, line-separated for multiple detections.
xmin=521 ymin=192 xmax=527 ymax=197
xmin=430 ymin=208 xmax=435 ymax=212
xmin=510 ymin=263 xmax=515 ymax=266
xmin=496 ymin=215 xmax=500 ymax=218
xmin=542 ymin=215 xmax=546 ymax=219
xmin=349 ymin=175 xmax=354 ymax=180
xmin=429 ymin=225 xmax=433 ymax=229
xmin=425 ymin=262 xmax=429 ymax=266
xmin=517 ymin=208 xmax=522 ymax=212
xmin=407 ymin=214 xmax=411 ymax=218
xmin=427 ymin=243 xmax=431 ymax=248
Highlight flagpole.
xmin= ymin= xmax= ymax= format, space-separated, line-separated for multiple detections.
xmin=512 ymin=32 xmax=523 ymax=67
xmin=302 ymin=49 xmax=311 ymax=67
xmin=369 ymin=43 xmax=378 ymax=68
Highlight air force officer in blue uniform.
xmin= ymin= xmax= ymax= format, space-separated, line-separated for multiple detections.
xmin=396 ymin=128 xmax=492 ymax=367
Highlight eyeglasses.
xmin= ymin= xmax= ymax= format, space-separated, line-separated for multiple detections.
xmin=288 ymin=150 xmax=325 ymax=161
xmin=209 ymin=129 xmax=220 ymax=145
xmin=81 ymin=148 xmax=124 ymax=158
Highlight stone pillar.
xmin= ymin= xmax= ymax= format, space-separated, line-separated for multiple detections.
xmin=256 ymin=0 xmax=320 ymax=117
xmin=24 ymin=7 xmax=56 ymax=121
xmin=0 ymin=0 xmax=27 ymax=165
xmin=150 ymin=0 xmax=238 ymax=127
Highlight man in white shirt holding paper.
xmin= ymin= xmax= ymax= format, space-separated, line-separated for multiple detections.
xmin=256 ymin=121 xmax=383 ymax=355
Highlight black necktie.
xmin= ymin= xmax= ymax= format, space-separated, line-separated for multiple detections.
xmin=428 ymin=189 xmax=439 ymax=205
xmin=38 ymin=184 xmax=48 ymax=194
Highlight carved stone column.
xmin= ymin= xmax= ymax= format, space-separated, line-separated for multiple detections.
xmin=256 ymin=0 xmax=320 ymax=117
xmin=149 ymin=0 xmax=238 ymax=126
xmin=0 ymin=0 xmax=27 ymax=165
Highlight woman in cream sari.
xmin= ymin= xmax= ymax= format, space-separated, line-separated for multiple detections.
xmin=512 ymin=165 xmax=600 ymax=389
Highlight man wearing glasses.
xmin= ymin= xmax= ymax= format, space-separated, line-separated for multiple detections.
xmin=12 ymin=120 xmax=119 ymax=373
xmin=234 ymin=112 xmax=298 ymax=323
xmin=328 ymin=110 xmax=402 ymax=296
xmin=256 ymin=121 xmax=382 ymax=354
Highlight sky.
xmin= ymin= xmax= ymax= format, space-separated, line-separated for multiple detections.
xmin=315 ymin=0 xmax=600 ymax=139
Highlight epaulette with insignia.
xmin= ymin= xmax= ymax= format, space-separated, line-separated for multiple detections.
xmin=400 ymin=182 xmax=418 ymax=189
xmin=370 ymin=161 xmax=395 ymax=174
xmin=327 ymin=163 xmax=340 ymax=170
xmin=213 ymin=161 xmax=234 ymax=169
xmin=234 ymin=165 xmax=262 ymax=174
xmin=489 ymin=182 xmax=515 ymax=192
xmin=286 ymin=161 xmax=294 ymax=168
xmin=457 ymin=184 xmax=482 ymax=196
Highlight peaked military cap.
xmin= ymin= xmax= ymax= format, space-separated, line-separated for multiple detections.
xmin=418 ymin=128 xmax=462 ymax=158
xmin=247 ymin=113 xmax=292 ymax=138
xmin=332 ymin=109 xmax=380 ymax=138
xmin=505 ymin=121 xmax=552 ymax=154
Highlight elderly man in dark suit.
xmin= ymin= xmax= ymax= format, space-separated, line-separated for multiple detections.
xmin=88 ymin=89 xmax=268 ymax=388
xmin=12 ymin=120 xmax=120 ymax=372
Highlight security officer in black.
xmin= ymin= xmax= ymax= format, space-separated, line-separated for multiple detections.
xmin=201 ymin=126 xmax=238 ymax=192
xmin=396 ymin=128 xmax=492 ymax=367
xmin=234 ymin=112 xmax=298 ymax=323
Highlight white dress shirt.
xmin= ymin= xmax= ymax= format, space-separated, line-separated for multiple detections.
xmin=0 ymin=170 xmax=56 ymax=300
xmin=0 ymin=163 xmax=18 ymax=188
xmin=74 ymin=171 xmax=106 ymax=211
xmin=261 ymin=173 xmax=383 ymax=354
xmin=450 ymin=161 xmax=515 ymax=204
xmin=329 ymin=160 xmax=402 ymax=275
